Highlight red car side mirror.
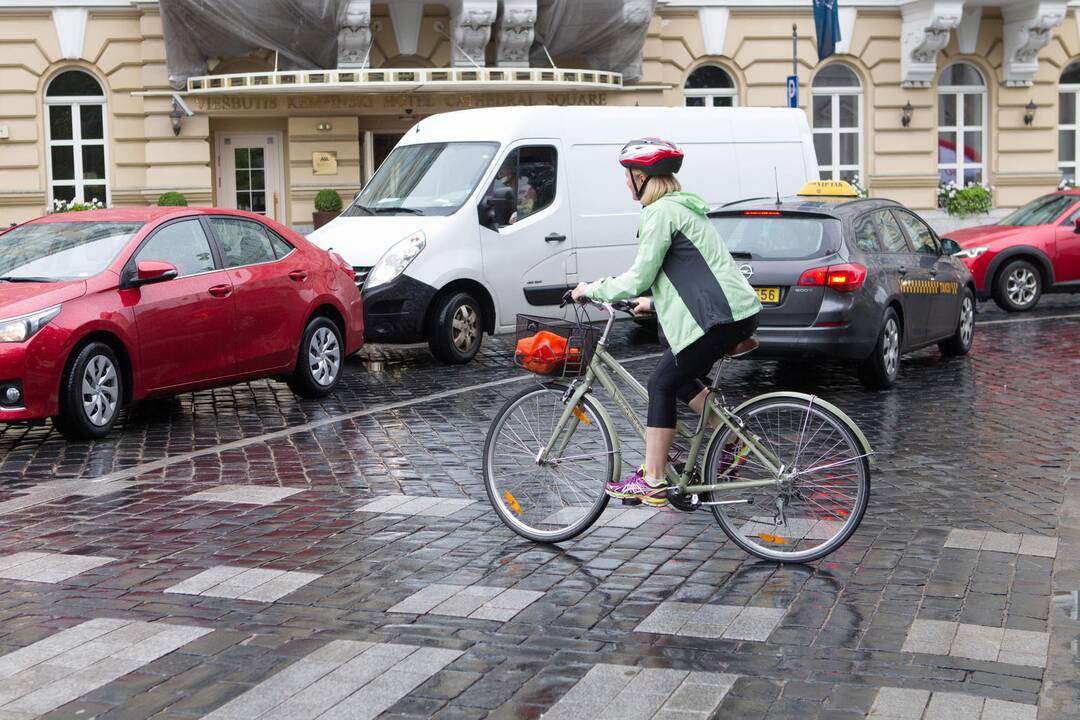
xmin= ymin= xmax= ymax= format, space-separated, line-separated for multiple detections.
xmin=133 ymin=260 xmax=178 ymax=286
xmin=1074 ymin=218 xmax=1080 ymax=234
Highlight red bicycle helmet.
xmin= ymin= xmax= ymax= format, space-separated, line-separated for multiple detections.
xmin=619 ymin=137 xmax=683 ymax=199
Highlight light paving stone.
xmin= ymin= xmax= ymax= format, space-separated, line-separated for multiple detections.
xmin=0 ymin=552 xmax=115 ymax=583
xmin=944 ymin=529 xmax=1059 ymax=558
xmin=924 ymin=692 xmax=984 ymax=720
xmin=997 ymin=629 xmax=1050 ymax=668
xmin=981 ymin=698 xmax=1038 ymax=720
xmin=980 ymin=532 xmax=1022 ymax=554
xmin=388 ymin=583 xmax=543 ymax=621
xmin=544 ymin=665 xmax=736 ymax=720
xmin=205 ymin=640 xmax=461 ymax=720
xmin=0 ymin=619 xmax=209 ymax=717
xmin=355 ymin=494 xmax=475 ymax=518
xmin=951 ymin=624 xmax=1004 ymax=662
xmin=902 ymin=620 xmax=959 ymax=656
xmin=164 ymin=565 xmax=321 ymax=602
xmin=635 ymin=602 xmax=783 ymax=641
xmin=184 ymin=484 xmax=304 ymax=505
xmin=543 ymin=506 xmax=659 ymax=529
xmin=870 ymin=687 xmax=931 ymax=719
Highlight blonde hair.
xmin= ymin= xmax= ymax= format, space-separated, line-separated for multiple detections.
xmin=633 ymin=170 xmax=681 ymax=206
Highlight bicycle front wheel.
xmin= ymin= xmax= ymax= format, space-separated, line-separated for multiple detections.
xmin=483 ymin=383 xmax=614 ymax=543
xmin=703 ymin=397 xmax=870 ymax=563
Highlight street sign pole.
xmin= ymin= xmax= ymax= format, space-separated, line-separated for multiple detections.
xmin=789 ymin=23 xmax=798 ymax=109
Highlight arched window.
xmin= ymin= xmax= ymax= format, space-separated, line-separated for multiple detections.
xmin=1058 ymin=61 xmax=1080 ymax=182
xmin=44 ymin=69 xmax=108 ymax=206
xmin=938 ymin=62 xmax=986 ymax=185
xmin=684 ymin=65 xmax=737 ymax=107
xmin=812 ymin=63 xmax=861 ymax=182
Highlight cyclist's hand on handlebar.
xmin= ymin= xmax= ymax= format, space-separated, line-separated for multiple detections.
xmin=570 ymin=282 xmax=591 ymax=304
xmin=630 ymin=296 xmax=653 ymax=316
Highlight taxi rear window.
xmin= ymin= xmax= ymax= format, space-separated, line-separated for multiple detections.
xmin=710 ymin=213 xmax=841 ymax=260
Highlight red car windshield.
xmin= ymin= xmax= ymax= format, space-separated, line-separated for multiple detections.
xmin=0 ymin=221 xmax=142 ymax=281
xmin=999 ymin=194 xmax=1076 ymax=227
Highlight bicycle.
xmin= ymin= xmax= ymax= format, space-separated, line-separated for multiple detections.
xmin=483 ymin=299 xmax=874 ymax=563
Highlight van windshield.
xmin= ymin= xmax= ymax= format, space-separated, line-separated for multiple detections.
xmin=346 ymin=142 xmax=499 ymax=217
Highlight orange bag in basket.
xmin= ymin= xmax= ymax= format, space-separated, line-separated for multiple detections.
xmin=515 ymin=330 xmax=580 ymax=375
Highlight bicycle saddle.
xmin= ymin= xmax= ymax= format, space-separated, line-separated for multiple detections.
xmin=726 ymin=335 xmax=759 ymax=358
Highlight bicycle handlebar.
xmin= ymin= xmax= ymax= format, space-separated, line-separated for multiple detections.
xmin=559 ymin=291 xmax=638 ymax=316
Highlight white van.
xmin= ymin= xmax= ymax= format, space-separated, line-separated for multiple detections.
xmin=307 ymin=106 xmax=817 ymax=363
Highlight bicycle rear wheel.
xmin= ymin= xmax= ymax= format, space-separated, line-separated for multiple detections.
xmin=483 ymin=383 xmax=614 ymax=543
xmin=703 ymin=397 xmax=870 ymax=563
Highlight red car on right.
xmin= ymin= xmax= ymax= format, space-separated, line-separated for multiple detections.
xmin=942 ymin=189 xmax=1080 ymax=311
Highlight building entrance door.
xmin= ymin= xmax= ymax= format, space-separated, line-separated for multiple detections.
xmin=216 ymin=132 xmax=285 ymax=223
xmin=362 ymin=131 xmax=405 ymax=184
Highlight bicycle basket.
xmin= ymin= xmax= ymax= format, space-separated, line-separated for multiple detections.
xmin=514 ymin=315 xmax=600 ymax=377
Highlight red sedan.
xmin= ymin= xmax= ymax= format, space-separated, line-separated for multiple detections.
xmin=0 ymin=207 xmax=362 ymax=439
xmin=942 ymin=190 xmax=1080 ymax=311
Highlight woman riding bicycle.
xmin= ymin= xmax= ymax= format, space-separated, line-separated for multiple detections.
xmin=570 ymin=137 xmax=762 ymax=507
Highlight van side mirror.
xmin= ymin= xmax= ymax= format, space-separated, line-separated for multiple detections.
xmin=478 ymin=196 xmax=497 ymax=230
xmin=940 ymin=238 xmax=961 ymax=256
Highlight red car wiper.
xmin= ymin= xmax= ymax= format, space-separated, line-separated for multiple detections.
xmin=0 ymin=276 xmax=55 ymax=282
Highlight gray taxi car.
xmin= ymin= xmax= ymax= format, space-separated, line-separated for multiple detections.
xmin=710 ymin=182 xmax=975 ymax=388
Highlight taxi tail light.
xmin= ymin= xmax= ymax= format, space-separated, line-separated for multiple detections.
xmin=328 ymin=250 xmax=356 ymax=281
xmin=798 ymin=263 xmax=866 ymax=292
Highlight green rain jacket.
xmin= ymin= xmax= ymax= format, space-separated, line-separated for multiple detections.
xmin=585 ymin=191 xmax=762 ymax=355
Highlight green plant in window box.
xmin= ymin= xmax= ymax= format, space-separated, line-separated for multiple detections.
xmin=313 ymin=189 xmax=344 ymax=229
xmin=937 ymin=181 xmax=993 ymax=218
xmin=157 ymin=191 xmax=188 ymax=207
xmin=49 ymin=198 xmax=106 ymax=213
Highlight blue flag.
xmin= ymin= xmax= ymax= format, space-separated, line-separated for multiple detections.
xmin=814 ymin=0 xmax=841 ymax=61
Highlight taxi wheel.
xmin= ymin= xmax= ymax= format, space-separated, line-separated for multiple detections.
xmin=287 ymin=316 xmax=343 ymax=399
xmin=53 ymin=341 xmax=123 ymax=440
xmin=859 ymin=308 xmax=901 ymax=390
xmin=939 ymin=289 xmax=975 ymax=356
xmin=993 ymin=259 xmax=1041 ymax=312
xmin=428 ymin=291 xmax=483 ymax=364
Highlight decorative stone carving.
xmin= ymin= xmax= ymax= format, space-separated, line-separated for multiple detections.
xmin=900 ymin=0 xmax=964 ymax=87
xmin=495 ymin=0 xmax=537 ymax=67
xmin=1002 ymin=1 xmax=1067 ymax=87
xmin=449 ymin=0 xmax=498 ymax=67
xmin=337 ymin=0 xmax=372 ymax=69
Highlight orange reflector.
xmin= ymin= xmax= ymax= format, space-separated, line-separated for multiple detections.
xmin=758 ymin=533 xmax=789 ymax=545
xmin=572 ymin=406 xmax=591 ymax=425
xmin=503 ymin=490 xmax=523 ymax=515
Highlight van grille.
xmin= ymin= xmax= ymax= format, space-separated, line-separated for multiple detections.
xmin=353 ymin=266 xmax=372 ymax=291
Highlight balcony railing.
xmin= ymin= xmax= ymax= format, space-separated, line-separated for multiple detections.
xmin=186 ymin=67 xmax=623 ymax=93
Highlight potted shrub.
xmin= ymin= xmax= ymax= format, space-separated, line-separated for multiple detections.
xmin=313 ymin=189 xmax=343 ymax=229
xmin=157 ymin=191 xmax=188 ymax=206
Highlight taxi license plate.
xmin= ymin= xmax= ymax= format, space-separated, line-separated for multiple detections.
xmin=755 ymin=287 xmax=781 ymax=304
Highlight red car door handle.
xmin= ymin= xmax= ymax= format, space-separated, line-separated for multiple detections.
xmin=288 ymin=270 xmax=308 ymax=282
xmin=208 ymin=284 xmax=232 ymax=298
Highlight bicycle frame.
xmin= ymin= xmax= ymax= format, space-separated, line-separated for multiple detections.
xmin=536 ymin=303 xmax=785 ymax=495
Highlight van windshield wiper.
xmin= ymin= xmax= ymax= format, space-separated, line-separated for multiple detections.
xmin=372 ymin=207 xmax=425 ymax=216
xmin=348 ymin=204 xmax=375 ymax=216
xmin=0 ymin=276 xmax=55 ymax=282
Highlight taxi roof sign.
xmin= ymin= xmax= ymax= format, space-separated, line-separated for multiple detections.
xmin=798 ymin=180 xmax=860 ymax=198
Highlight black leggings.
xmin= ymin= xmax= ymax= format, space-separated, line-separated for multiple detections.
xmin=646 ymin=315 xmax=759 ymax=428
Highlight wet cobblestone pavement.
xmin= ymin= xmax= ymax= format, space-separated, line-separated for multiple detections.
xmin=0 ymin=298 xmax=1078 ymax=719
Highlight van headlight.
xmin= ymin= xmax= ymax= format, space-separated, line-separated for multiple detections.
xmin=0 ymin=305 xmax=61 ymax=343
xmin=954 ymin=246 xmax=989 ymax=260
xmin=365 ymin=231 xmax=426 ymax=290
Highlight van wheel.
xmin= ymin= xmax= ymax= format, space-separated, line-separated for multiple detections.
xmin=428 ymin=291 xmax=483 ymax=364
xmin=53 ymin=342 xmax=123 ymax=440
xmin=858 ymin=308 xmax=901 ymax=389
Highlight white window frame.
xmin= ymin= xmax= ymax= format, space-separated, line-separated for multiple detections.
xmin=43 ymin=69 xmax=110 ymax=207
xmin=684 ymin=65 xmax=738 ymax=108
xmin=811 ymin=66 xmax=862 ymax=183
xmin=937 ymin=62 xmax=986 ymax=186
xmin=1059 ymin=62 xmax=1080 ymax=182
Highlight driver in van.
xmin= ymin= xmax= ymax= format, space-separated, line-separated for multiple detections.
xmin=571 ymin=138 xmax=762 ymax=507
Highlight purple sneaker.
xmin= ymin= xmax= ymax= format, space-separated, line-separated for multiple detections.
xmin=605 ymin=468 xmax=668 ymax=507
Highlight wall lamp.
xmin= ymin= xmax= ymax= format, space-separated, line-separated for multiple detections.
xmin=1024 ymin=99 xmax=1037 ymax=126
xmin=901 ymin=101 xmax=913 ymax=128
xmin=169 ymin=93 xmax=194 ymax=137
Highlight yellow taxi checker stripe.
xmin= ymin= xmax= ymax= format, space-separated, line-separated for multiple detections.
xmin=900 ymin=279 xmax=959 ymax=295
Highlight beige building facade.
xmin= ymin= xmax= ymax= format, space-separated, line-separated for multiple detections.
xmin=3 ymin=0 xmax=1080 ymax=229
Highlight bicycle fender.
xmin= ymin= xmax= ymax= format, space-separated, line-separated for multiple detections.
xmin=730 ymin=392 xmax=875 ymax=467
xmin=542 ymin=381 xmax=622 ymax=483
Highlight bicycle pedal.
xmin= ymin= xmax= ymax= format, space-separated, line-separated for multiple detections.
xmin=621 ymin=498 xmax=642 ymax=506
